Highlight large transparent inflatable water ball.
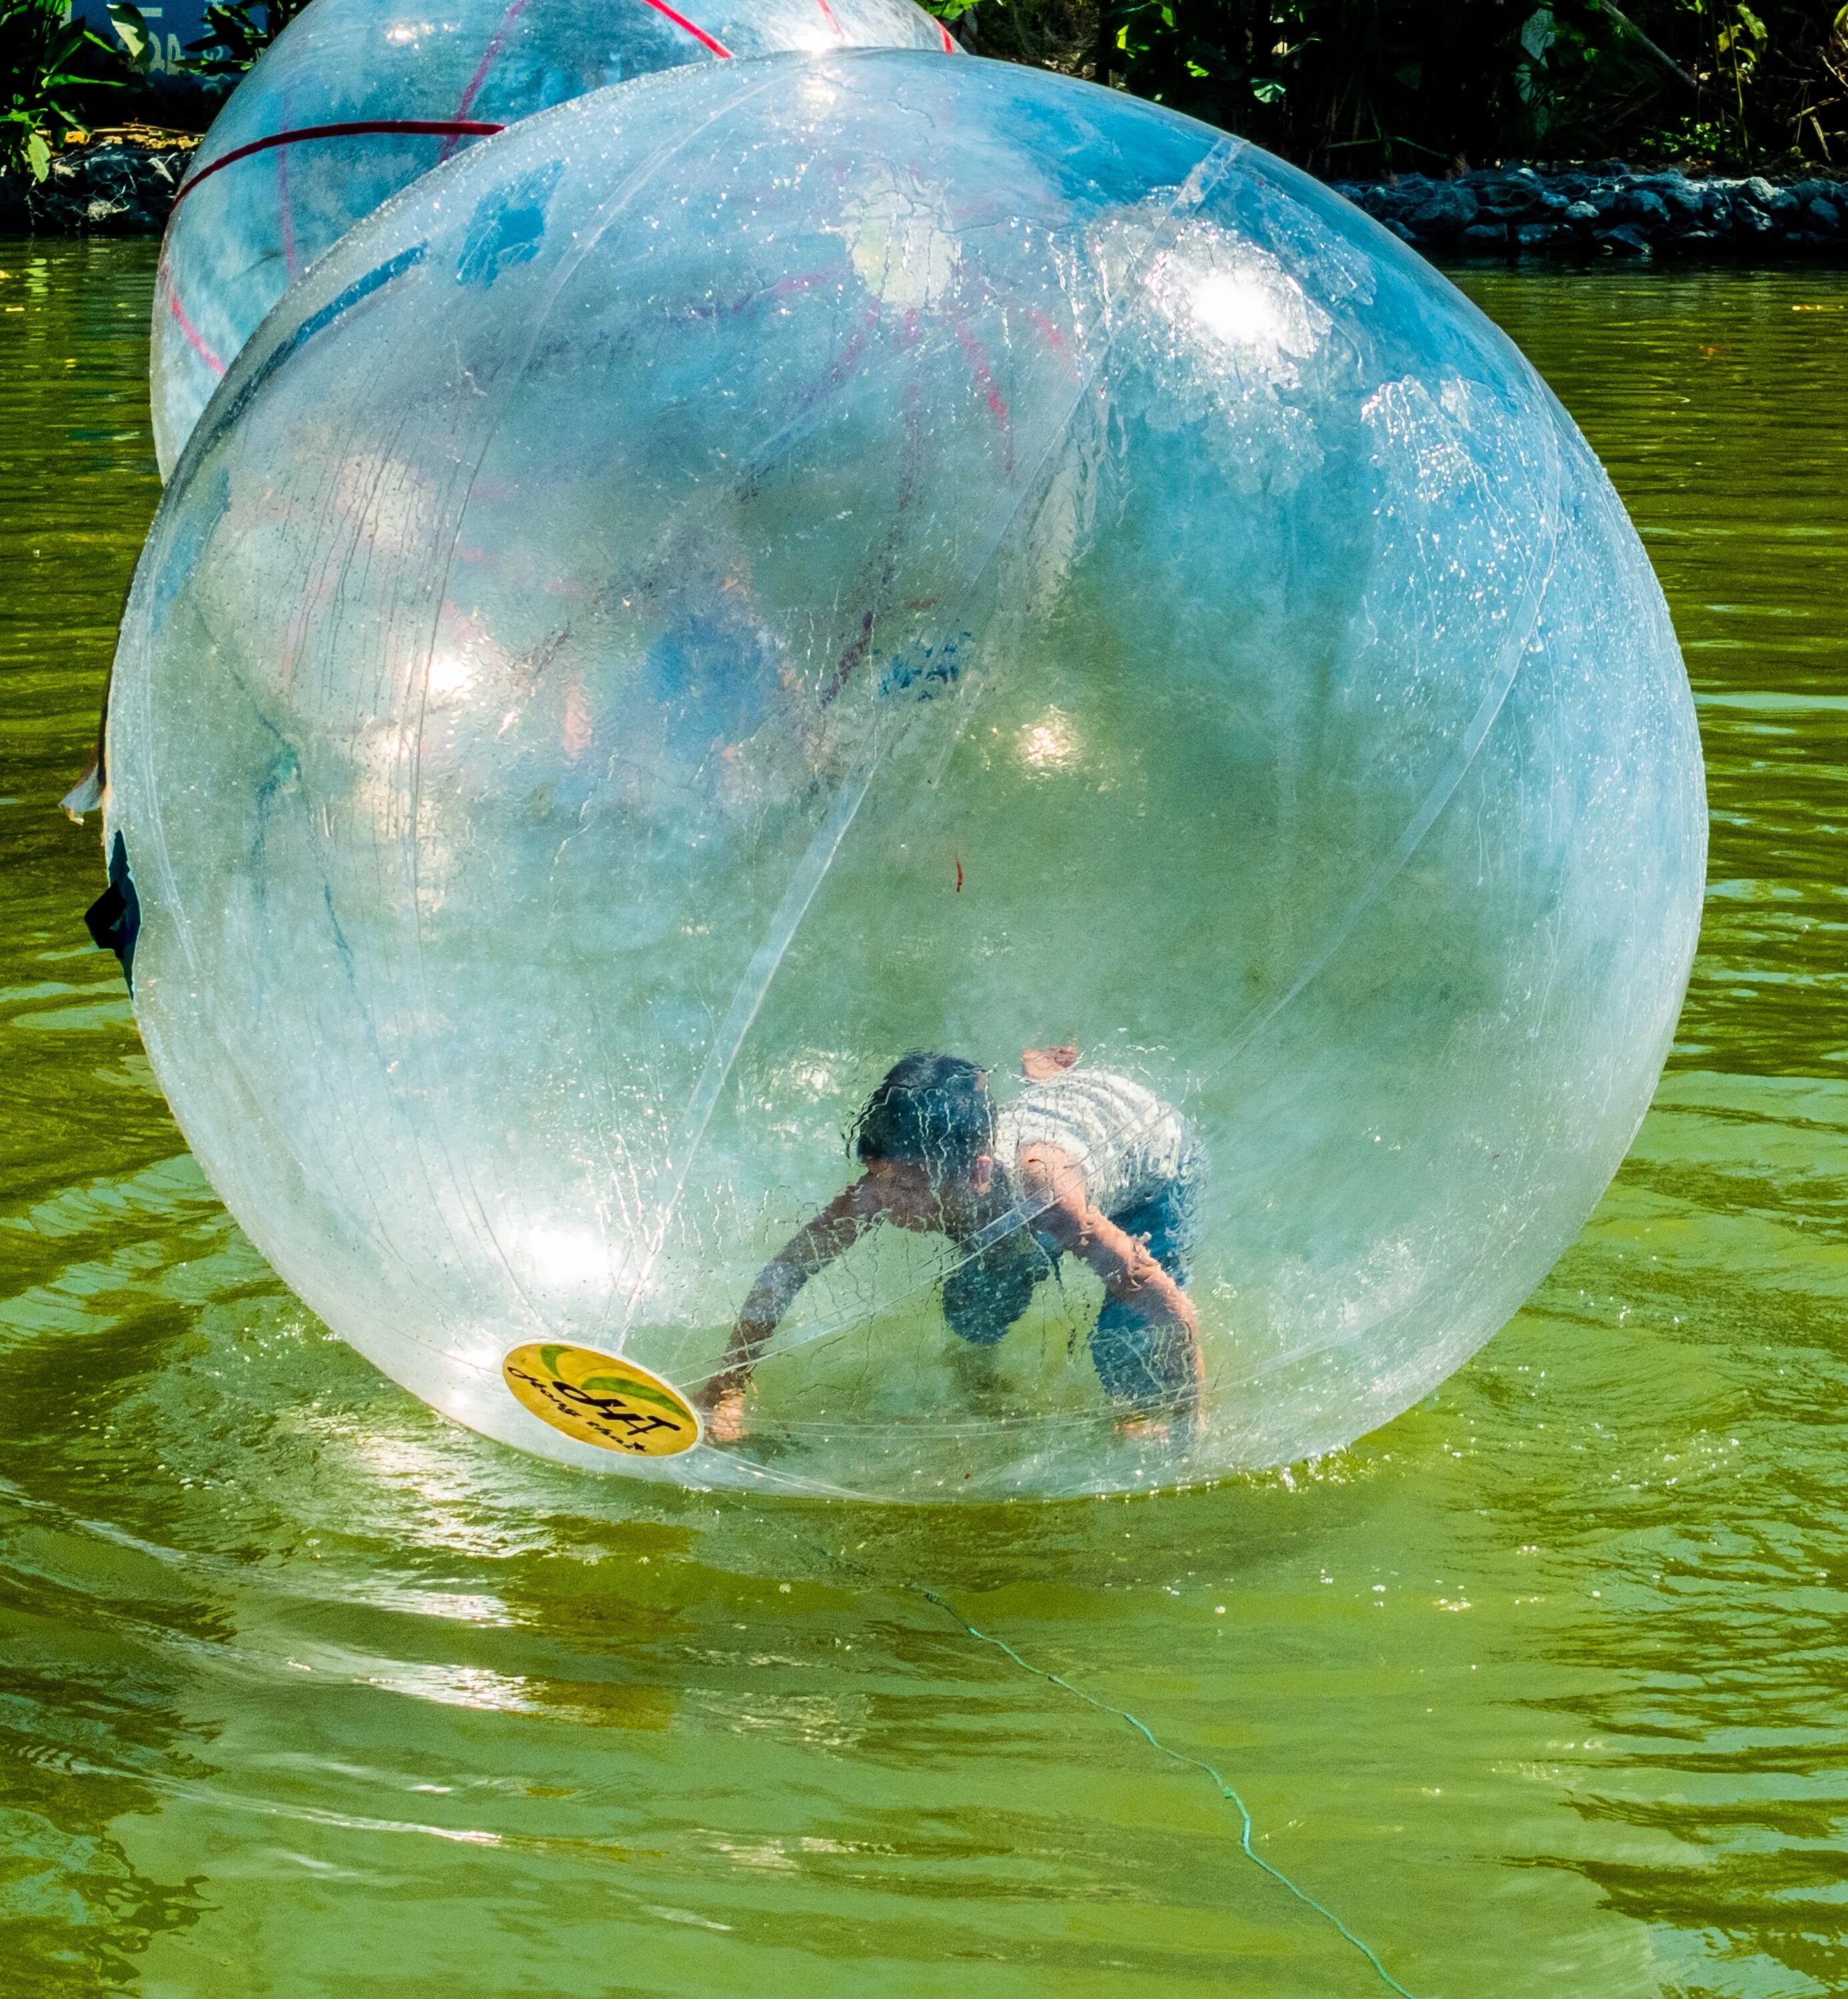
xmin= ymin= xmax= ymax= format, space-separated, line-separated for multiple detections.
xmin=109 ymin=51 xmax=1706 ymax=1502
xmin=150 ymin=0 xmax=958 ymax=478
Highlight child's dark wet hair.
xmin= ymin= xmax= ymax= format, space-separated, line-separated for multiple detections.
xmin=852 ymin=1053 xmax=994 ymax=1179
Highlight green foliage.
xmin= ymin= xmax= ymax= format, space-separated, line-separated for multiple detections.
xmin=1096 ymin=0 xmax=1533 ymax=167
xmin=105 ymin=0 xmax=153 ymax=70
xmin=926 ymin=0 xmax=1105 ymax=71
xmin=179 ymin=0 xmax=313 ymax=79
xmin=924 ymin=0 xmax=1848 ymax=170
xmin=1 ymin=0 xmax=123 ymax=180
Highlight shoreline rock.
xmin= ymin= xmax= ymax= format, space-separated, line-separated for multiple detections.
xmin=1332 ymin=164 xmax=1848 ymax=263
xmin=0 ymin=135 xmax=196 ymax=236
xmin=3 ymin=138 xmax=1845 ymax=265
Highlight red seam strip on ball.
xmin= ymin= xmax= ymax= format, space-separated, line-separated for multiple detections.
xmin=175 ymin=121 xmax=508 ymax=203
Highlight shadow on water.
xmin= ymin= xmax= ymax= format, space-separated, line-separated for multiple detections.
xmin=3 ymin=240 xmax=1847 ymax=1996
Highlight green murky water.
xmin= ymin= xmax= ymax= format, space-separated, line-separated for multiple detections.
xmin=3 ymin=239 xmax=1846 ymax=1998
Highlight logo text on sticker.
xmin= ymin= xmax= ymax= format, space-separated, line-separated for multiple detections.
xmin=502 ymin=1343 xmax=700 ymax=1456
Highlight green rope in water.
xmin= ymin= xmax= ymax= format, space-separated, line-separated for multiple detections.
xmin=902 ymin=1579 xmax=1422 ymax=1999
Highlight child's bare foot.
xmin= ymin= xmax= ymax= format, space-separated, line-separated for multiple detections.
xmin=1115 ymin=1411 xmax=1171 ymax=1445
xmin=1021 ymin=1045 xmax=1080 ymax=1081
xmin=702 ymin=1385 xmax=747 ymax=1445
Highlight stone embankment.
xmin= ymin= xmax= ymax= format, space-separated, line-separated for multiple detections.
xmin=3 ymin=139 xmax=1846 ymax=264
xmin=0 ymin=136 xmax=195 ymax=235
xmin=1333 ymin=165 xmax=1848 ymax=260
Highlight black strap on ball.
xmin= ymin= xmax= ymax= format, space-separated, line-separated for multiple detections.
xmin=84 ymin=831 xmax=141 ymax=993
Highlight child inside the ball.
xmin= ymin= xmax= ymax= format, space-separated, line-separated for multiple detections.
xmin=698 ymin=1047 xmax=1204 ymax=1443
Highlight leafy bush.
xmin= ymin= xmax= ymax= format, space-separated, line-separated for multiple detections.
xmin=1 ymin=0 xmax=123 ymax=179
xmin=179 ymin=0 xmax=313 ymax=81
xmin=926 ymin=0 xmax=1848 ymax=170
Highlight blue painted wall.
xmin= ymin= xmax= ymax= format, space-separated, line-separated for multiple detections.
xmin=67 ymin=0 xmax=226 ymax=92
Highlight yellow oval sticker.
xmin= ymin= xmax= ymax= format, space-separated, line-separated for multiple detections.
xmin=502 ymin=1343 xmax=701 ymax=1457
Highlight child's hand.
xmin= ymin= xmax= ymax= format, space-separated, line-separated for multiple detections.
xmin=703 ymin=1384 xmax=748 ymax=1445
xmin=1115 ymin=1393 xmax=1206 ymax=1448
xmin=1020 ymin=1045 xmax=1080 ymax=1081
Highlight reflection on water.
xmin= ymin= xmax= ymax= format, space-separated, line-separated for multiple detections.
xmin=3 ymin=239 xmax=1845 ymax=1996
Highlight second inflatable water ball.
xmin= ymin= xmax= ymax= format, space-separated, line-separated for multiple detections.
xmin=111 ymin=52 xmax=1705 ymax=1500
xmin=150 ymin=0 xmax=958 ymax=478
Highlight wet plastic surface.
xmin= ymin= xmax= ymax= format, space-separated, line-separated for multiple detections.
xmin=111 ymin=54 xmax=1705 ymax=1499
xmin=149 ymin=0 xmax=956 ymax=475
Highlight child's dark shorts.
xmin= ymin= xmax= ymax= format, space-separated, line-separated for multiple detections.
xmin=939 ymin=1155 xmax=1200 ymax=1405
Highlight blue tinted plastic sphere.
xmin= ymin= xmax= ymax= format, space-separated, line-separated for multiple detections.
xmin=112 ymin=53 xmax=1705 ymax=1500
xmin=151 ymin=0 xmax=957 ymax=476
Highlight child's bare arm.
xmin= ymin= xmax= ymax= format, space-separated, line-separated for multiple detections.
xmin=701 ymin=1185 xmax=870 ymax=1427
xmin=1016 ymin=1145 xmax=1202 ymax=1407
xmin=1064 ymin=1208 xmax=1198 ymax=1335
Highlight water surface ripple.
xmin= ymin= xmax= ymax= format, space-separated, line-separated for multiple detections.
xmin=2 ymin=242 xmax=1844 ymax=1998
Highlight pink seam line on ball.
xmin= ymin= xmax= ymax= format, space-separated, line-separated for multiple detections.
xmin=632 ymin=0 xmax=734 ymax=57
xmin=444 ymin=0 xmax=740 ymax=166
xmin=159 ymin=256 xmax=225 ymax=376
xmin=277 ymin=138 xmax=299 ymax=280
xmin=443 ymin=0 xmax=536 ymax=158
